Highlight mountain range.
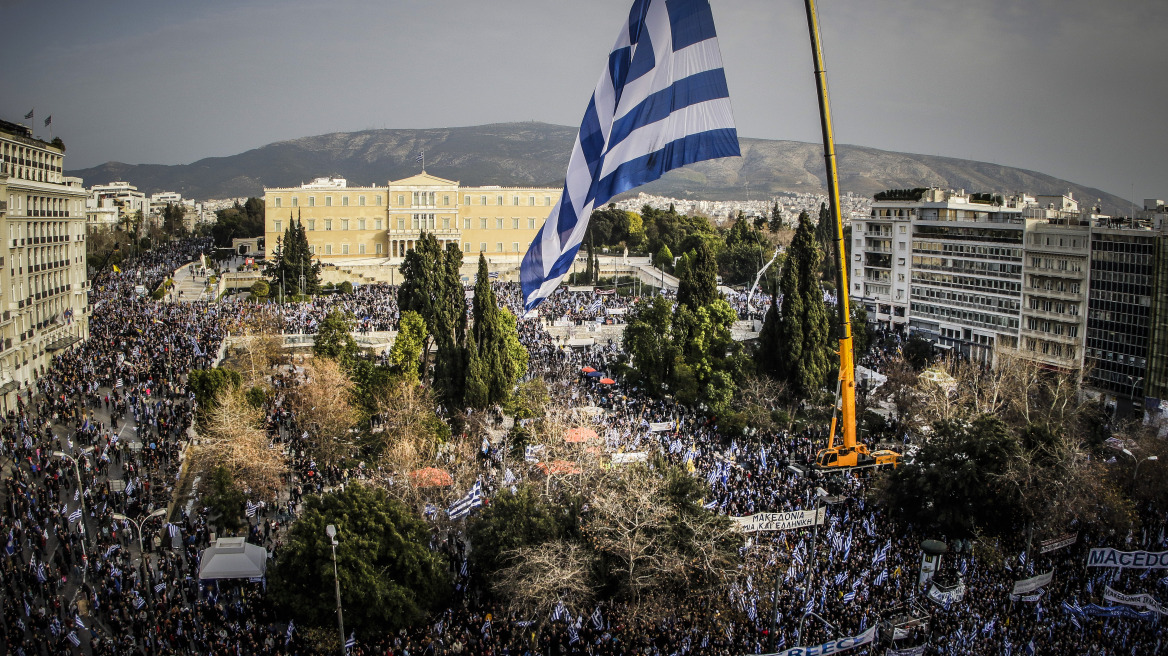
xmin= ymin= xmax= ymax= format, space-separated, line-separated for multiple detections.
xmin=66 ymin=122 xmax=1131 ymax=214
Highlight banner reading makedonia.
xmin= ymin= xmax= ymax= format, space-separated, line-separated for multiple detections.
xmin=732 ymin=507 xmax=827 ymax=533
xmin=1087 ymin=549 xmax=1168 ymax=569
xmin=1103 ymin=587 xmax=1168 ymax=616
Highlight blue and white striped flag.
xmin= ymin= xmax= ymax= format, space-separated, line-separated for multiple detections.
xmin=66 ymin=631 xmax=80 ymax=647
xmin=843 ymin=591 xmax=856 ymax=603
xmin=448 ymin=481 xmax=483 ymax=520
xmin=803 ymin=597 xmax=815 ymax=615
xmin=346 ymin=631 xmax=357 ymax=651
xmin=285 ymin=620 xmax=295 ymax=645
xmin=519 ymin=0 xmax=739 ymax=309
xmin=552 ymin=600 xmax=569 ymax=623
xmin=69 ymin=508 xmax=82 ymax=523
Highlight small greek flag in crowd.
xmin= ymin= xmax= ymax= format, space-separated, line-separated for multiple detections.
xmin=134 ymin=596 xmax=145 ymax=609
xmin=155 ymin=582 xmax=166 ymax=593
xmin=74 ymin=615 xmax=86 ymax=630
xmin=552 ymin=600 xmax=569 ymax=623
xmin=189 ymin=336 xmax=205 ymax=358
xmin=246 ymin=500 xmax=259 ymax=518
xmin=1019 ymin=551 xmax=1027 ymax=567
xmin=567 ymin=624 xmax=580 ymax=644
xmin=74 ymin=489 xmax=79 ymax=501
xmin=488 ymin=271 xmax=499 ymax=279
xmin=591 ymin=606 xmax=604 ymax=630
xmin=519 ymin=0 xmax=740 ymax=309
xmin=104 ymin=544 xmax=120 ymax=558
xmin=69 ymin=508 xmax=82 ymax=523
xmin=285 ymin=620 xmax=295 ymax=645
xmin=123 ymin=479 xmax=135 ymax=496
xmin=843 ymin=591 xmax=856 ymax=604
xmin=803 ymin=597 xmax=815 ymax=615
xmin=36 ymin=563 xmax=47 ymax=583
xmin=116 ymin=378 xmax=123 ymax=389
xmin=481 ymin=619 xmax=491 ymax=636
xmin=747 ymin=602 xmax=757 ymax=622
xmin=448 ymin=481 xmax=483 ymax=520
xmin=66 ymin=631 xmax=80 ymax=647
xmin=346 ymin=631 xmax=357 ymax=650
xmin=872 ymin=540 xmax=890 ymax=566
xmin=960 ymin=559 xmax=968 ymax=576
xmin=874 ymin=569 xmax=888 ymax=586
xmin=168 ymin=523 xmax=179 ymax=538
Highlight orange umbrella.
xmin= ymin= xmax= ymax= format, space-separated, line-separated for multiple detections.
xmin=537 ymin=460 xmax=582 ymax=476
xmin=581 ymin=366 xmax=596 ymax=373
xmin=409 ymin=467 xmax=453 ymax=488
xmin=564 ymin=427 xmax=600 ymax=443
xmin=599 ymin=378 xmax=616 ymax=385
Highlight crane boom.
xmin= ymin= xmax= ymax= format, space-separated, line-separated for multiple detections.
xmin=803 ymin=0 xmax=898 ymax=471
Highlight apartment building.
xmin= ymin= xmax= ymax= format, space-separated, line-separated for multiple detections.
xmin=0 ymin=118 xmax=90 ymax=410
xmin=1018 ymin=196 xmax=1091 ymax=373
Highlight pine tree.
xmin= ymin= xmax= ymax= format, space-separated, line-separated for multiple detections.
xmin=265 ymin=214 xmax=320 ymax=298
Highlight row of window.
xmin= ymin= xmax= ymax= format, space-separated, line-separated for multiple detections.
xmin=912 ymin=256 xmax=1023 ymax=277
xmin=274 ymin=195 xmax=382 ymax=208
xmin=912 ymin=286 xmax=1020 ymax=313
xmin=307 ymin=242 xmax=524 ymax=255
xmin=1027 ymin=297 xmax=1081 ymax=316
xmin=1028 ymin=277 xmax=1082 ymax=294
xmin=276 ymin=216 xmax=546 ymax=233
xmin=1025 ymin=317 xmax=1079 ymax=337
xmin=910 ymin=302 xmax=1020 ymax=330
xmin=271 ymin=194 xmax=556 ymax=209
xmin=1029 ymin=256 xmax=1083 ymax=272
xmin=1024 ymin=338 xmax=1075 ymax=359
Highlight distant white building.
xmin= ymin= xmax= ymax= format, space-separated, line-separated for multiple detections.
xmin=300 ymin=177 xmax=347 ymax=189
xmin=89 ymin=181 xmax=150 ymax=223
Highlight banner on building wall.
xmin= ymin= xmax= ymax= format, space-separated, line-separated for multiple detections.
xmin=1087 ymin=549 xmax=1168 ymax=569
xmin=731 ymin=507 xmax=826 ymax=533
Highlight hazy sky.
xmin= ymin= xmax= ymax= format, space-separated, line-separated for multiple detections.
xmin=2 ymin=0 xmax=1164 ymax=200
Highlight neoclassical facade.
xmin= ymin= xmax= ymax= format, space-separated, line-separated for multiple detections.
xmin=263 ymin=173 xmax=559 ymax=265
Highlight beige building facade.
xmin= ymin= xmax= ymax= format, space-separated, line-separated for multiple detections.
xmin=263 ymin=173 xmax=558 ymax=275
xmin=0 ymin=119 xmax=91 ymax=410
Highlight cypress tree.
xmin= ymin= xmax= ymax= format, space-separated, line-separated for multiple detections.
xmin=774 ymin=242 xmax=804 ymax=386
xmin=757 ymin=290 xmax=782 ymax=378
xmin=793 ymin=211 xmax=831 ymax=394
xmin=676 ymin=240 xmax=718 ymax=311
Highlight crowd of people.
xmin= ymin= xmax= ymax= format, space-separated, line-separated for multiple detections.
xmin=0 ymin=240 xmax=1164 ymax=655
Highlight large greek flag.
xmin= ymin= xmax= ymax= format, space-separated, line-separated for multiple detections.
xmin=520 ymin=0 xmax=739 ymax=309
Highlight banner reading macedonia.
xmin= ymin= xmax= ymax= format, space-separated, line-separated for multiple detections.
xmin=732 ymin=507 xmax=827 ymax=533
xmin=1087 ymin=548 xmax=1168 ymax=569
xmin=1103 ymin=586 xmax=1168 ymax=616
xmin=754 ymin=626 xmax=876 ymax=656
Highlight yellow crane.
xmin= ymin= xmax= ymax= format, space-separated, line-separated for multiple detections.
xmin=802 ymin=0 xmax=899 ymax=472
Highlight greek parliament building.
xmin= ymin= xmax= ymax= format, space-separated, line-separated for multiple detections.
xmin=263 ymin=175 xmax=559 ymax=279
xmin=0 ymin=119 xmax=90 ymax=411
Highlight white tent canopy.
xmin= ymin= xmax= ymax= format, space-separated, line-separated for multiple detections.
xmin=198 ymin=537 xmax=268 ymax=580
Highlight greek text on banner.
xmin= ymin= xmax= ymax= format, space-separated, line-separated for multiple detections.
xmin=732 ymin=507 xmax=826 ymax=533
xmin=1011 ymin=570 xmax=1053 ymax=595
xmin=752 ymin=626 xmax=876 ymax=656
xmin=1087 ymin=548 xmax=1168 ymax=569
xmin=1102 ymin=587 xmax=1168 ymax=616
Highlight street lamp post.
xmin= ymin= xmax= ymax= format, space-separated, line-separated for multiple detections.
xmin=789 ymin=488 xmax=846 ymax=648
xmin=111 ymin=508 xmax=167 ymax=561
xmin=326 ymin=525 xmax=345 ymax=656
xmin=1122 ymin=448 xmax=1159 ymax=482
xmin=53 ymin=447 xmax=94 ymax=570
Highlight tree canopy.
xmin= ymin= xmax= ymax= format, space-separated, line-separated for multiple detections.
xmin=265 ymin=217 xmax=321 ymax=297
xmin=269 ymin=484 xmax=449 ymax=636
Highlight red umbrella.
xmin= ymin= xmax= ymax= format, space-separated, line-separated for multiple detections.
xmin=599 ymin=378 xmax=616 ymax=385
xmin=409 ymin=467 xmax=453 ymax=488
xmin=581 ymin=366 xmax=596 ymax=373
xmin=565 ymin=427 xmax=600 ymax=443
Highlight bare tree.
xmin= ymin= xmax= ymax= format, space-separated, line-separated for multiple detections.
xmin=492 ymin=541 xmax=594 ymax=621
xmin=192 ymin=387 xmax=289 ymax=498
xmin=288 ymin=357 xmax=359 ymax=466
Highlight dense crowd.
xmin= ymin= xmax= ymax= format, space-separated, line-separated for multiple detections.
xmin=0 ymin=241 xmax=1164 ymax=655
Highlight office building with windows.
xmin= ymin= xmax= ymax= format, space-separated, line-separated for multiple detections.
xmin=263 ymin=173 xmax=558 ymax=273
xmin=0 ymin=118 xmax=90 ymax=410
xmin=1085 ymin=215 xmax=1168 ymax=415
